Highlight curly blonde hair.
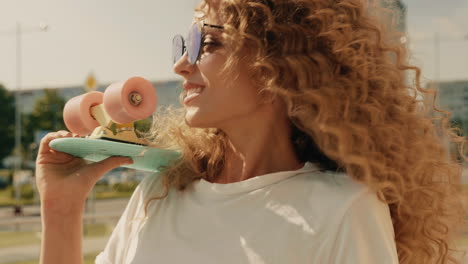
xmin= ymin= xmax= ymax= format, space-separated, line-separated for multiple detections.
xmin=145 ymin=0 xmax=467 ymax=263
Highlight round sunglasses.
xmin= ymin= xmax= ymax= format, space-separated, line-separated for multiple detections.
xmin=172 ymin=22 xmax=224 ymax=65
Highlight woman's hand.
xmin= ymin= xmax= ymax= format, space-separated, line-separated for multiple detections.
xmin=35 ymin=130 xmax=133 ymax=215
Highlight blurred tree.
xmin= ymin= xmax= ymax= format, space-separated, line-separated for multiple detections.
xmin=451 ymin=118 xmax=463 ymax=136
xmin=449 ymin=117 xmax=468 ymax=160
xmin=0 ymin=84 xmax=15 ymax=167
xmin=23 ymin=89 xmax=66 ymax=162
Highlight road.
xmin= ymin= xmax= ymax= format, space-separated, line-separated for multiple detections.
xmin=0 ymin=198 xmax=129 ymax=263
xmin=0 ymin=236 xmax=109 ymax=264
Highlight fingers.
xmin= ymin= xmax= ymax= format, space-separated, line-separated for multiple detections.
xmin=86 ymin=156 xmax=134 ymax=182
xmin=38 ymin=130 xmax=79 ymax=155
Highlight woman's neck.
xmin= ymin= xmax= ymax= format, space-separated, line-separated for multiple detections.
xmin=212 ymin=131 xmax=303 ymax=184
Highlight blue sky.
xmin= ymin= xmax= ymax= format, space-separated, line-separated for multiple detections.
xmin=0 ymin=0 xmax=466 ymax=90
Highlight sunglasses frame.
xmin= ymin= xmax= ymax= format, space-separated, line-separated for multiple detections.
xmin=172 ymin=21 xmax=224 ymax=65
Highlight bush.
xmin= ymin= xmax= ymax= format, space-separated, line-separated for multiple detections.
xmin=10 ymin=183 xmax=35 ymax=200
xmin=112 ymin=181 xmax=138 ymax=193
xmin=21 ymin=184 xmax=35 ymax=200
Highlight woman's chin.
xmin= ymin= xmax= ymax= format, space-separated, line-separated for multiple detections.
xmin=184 ymin=111 xmax=211 ymax=128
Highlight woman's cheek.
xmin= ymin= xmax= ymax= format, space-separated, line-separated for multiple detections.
xmin=199 ymin=52 xmax=226 ymax=73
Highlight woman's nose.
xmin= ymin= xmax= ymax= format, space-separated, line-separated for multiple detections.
xmin=173 ymin=53 xmax=195 ymax=78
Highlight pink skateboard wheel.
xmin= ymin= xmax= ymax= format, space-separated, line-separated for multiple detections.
xmin=63 ymin=91 xmax=104 ymax=136
xmin=103 ymin=77 xmax=157 ymax=124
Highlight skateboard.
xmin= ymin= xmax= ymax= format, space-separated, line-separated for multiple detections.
xmin=49 ymin=76 xmax=180 ymax=172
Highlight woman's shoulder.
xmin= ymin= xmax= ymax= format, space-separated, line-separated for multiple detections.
xmin=285 ymin=169 xmax=370 ymax=204
xmin=138 ymin=172 xmax=162 ymax=195
xmin=276 ymin=169 xmax=385 ymax=230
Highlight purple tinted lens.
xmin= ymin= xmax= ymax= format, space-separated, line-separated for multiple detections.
xmin=172 ymin=35 xmax=184 ymax=64
xmin=187 ymin=23 xmax=201 ymax=64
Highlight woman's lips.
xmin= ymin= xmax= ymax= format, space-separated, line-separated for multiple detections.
xmin=183 ymin=83 xmax=205 ymax=105
xmin=183 ymin=82 xmax=205 ymax=91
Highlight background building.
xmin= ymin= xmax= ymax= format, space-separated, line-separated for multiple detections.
xmin=16 ymin=79 xmax=182 ymax=115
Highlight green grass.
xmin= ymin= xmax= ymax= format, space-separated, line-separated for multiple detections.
xmin=0 ymin=223 xmax=112 ymax=249
xmin=82 ymin=222 xmax=113 ymax=237
xmin=0 ymin=230 xmax=41 ymax=248
xmin=6 ymin=251 xmax=100 ymax=264
xmin=94 ymin=190 xmax=133 ymax=200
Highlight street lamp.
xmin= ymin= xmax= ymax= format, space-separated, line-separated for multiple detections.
xmin=0 ymin=22 xmax=49 ymax=202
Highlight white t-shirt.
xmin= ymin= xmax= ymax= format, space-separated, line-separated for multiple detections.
xmin=95 ymin=162 xmax=399 ymax=264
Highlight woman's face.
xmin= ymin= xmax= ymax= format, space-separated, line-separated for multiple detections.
xmin=173 ymin=11 xmax=264 ymax=130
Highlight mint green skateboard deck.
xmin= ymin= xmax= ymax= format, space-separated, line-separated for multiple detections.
xmin=49 ymin=138 xmax=180 ymax=172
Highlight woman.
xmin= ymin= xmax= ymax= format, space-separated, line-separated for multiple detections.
xmin=36 ymin=0 xmax=467 ymax=263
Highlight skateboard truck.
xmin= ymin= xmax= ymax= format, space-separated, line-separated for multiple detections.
xmin=63 ymin=77 xmax=157 ymax=146
xmin=88 ymin=104 xmax=146 ymax=145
